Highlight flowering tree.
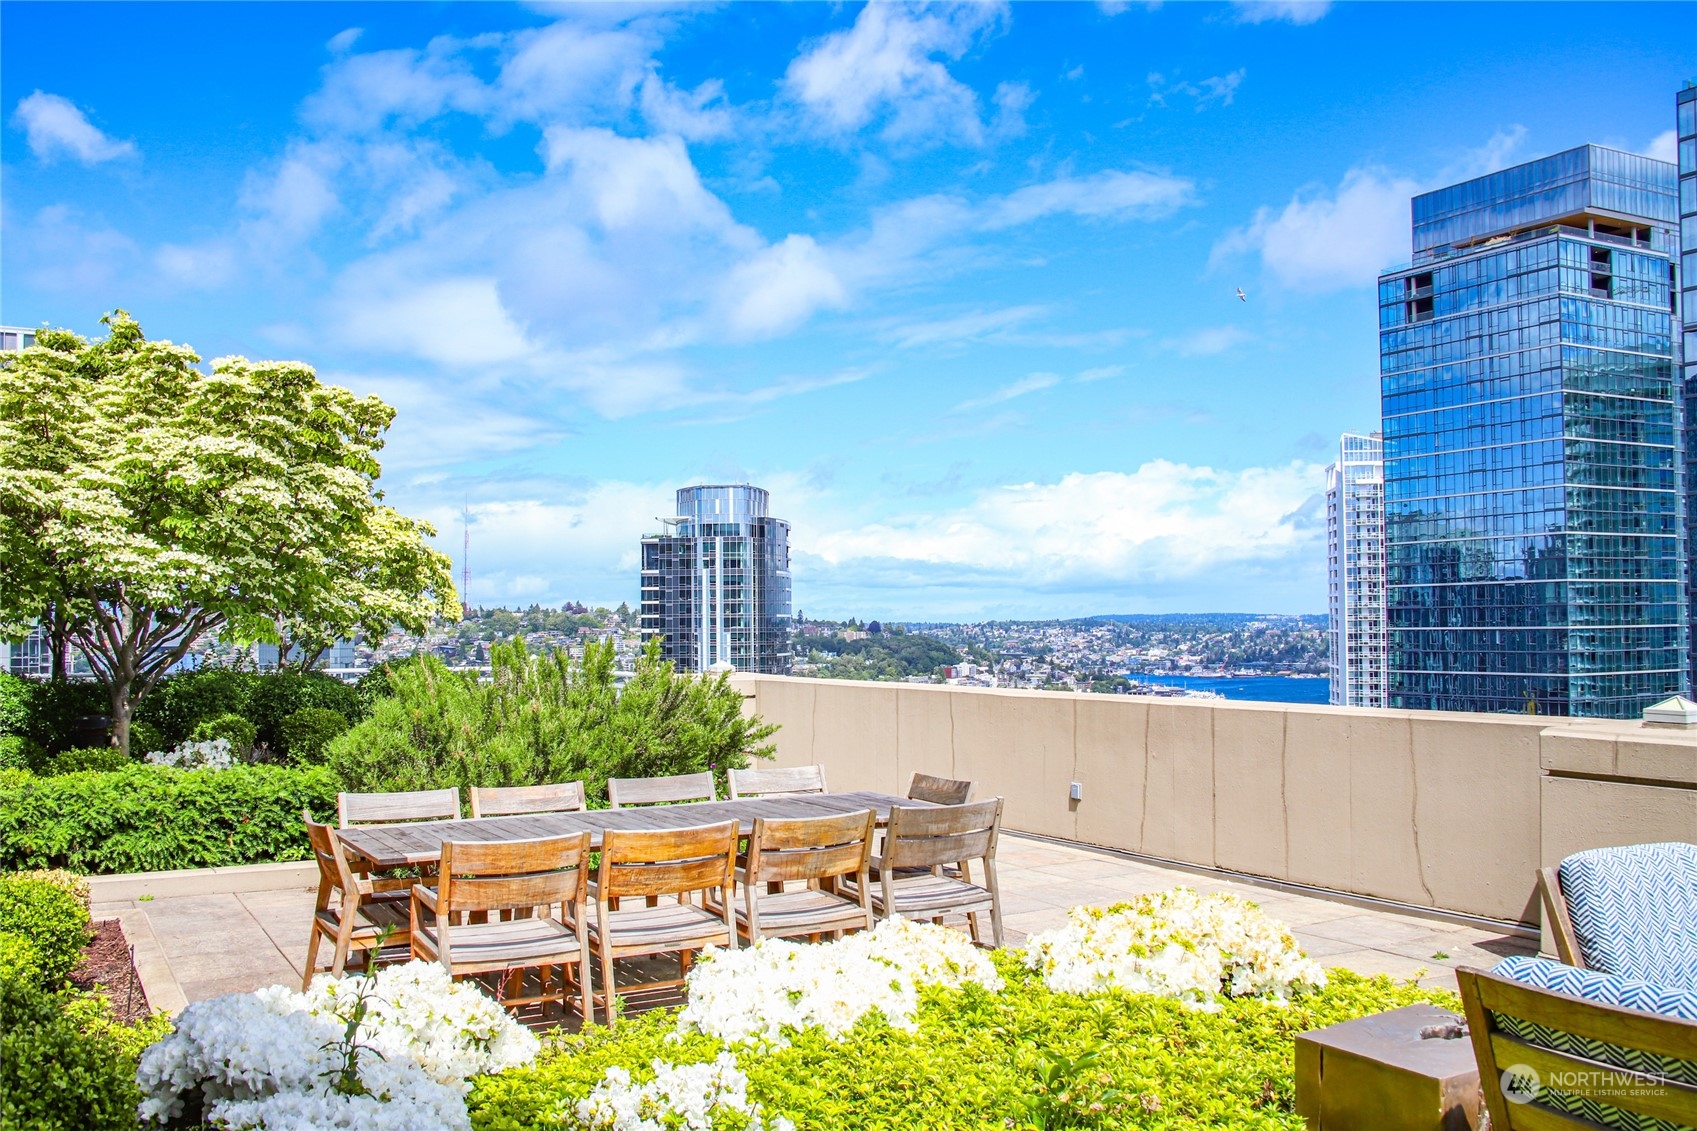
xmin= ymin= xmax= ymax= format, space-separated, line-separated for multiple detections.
xmin=0 ymin=312 xmax=456 ymax=754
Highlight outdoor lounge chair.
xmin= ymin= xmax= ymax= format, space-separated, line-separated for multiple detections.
xmin=1459 ymin=957 xmax=1697 ymax=1130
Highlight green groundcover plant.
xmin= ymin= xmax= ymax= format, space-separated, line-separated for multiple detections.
xmin=468 ymin=958 xmax=1454 ymax=1131
xmin=0 ymin=764 xmax=337 ymax=873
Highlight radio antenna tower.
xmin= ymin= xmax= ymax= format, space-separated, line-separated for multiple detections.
xmin=461 ymin=506 xmax=471 ymax=618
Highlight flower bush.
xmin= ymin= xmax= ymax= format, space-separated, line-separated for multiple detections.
xmin=138 ymin=961 xmax=539 ymax=1129
xmin=572 ymin=1053 xmax=793 ymax=1131
xmin=136 ymin=990 xmax=466 ymax=1131
xmin=146 ymin=737 xmax=235 ymax=770
xmin=676 ymin=918 xmax=1001 ymax=1046
xmin=1022 ymin=889 xmax=1327 ymax=1008
xmin=260 ymin=961 xmax=541 ymax=1087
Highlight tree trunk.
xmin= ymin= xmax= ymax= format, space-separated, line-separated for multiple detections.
xmin=107 ymin=673 xmax=134 ymax=757
xmin=48 ymin=605 xmax=71 ymax=682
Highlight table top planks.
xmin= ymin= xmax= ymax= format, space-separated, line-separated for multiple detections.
xmin=335 ymin=790 xmax=926 ymax=869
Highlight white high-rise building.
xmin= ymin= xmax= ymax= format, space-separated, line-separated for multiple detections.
xmin=1 ymin=326 xmax=42 ymax=678
xmin=1327 ymin=432 xmax=1387 ymax=707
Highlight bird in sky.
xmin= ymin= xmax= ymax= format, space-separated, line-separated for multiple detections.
xmin=1236 ymin=287 xmax=1247 ymax=302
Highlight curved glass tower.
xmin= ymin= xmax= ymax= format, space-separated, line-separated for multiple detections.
xmin=639 ymin=485 xmax=792 ymax=674
xmin=1379 ymin=145 xmax=1685 ymax=717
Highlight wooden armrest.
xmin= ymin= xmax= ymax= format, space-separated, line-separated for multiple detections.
xmin=411 ymin=884 xmax=438 ymax=911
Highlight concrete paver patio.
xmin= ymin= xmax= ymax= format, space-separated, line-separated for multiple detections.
xmin=92 ymin=833 xmax=1537 ymax=1016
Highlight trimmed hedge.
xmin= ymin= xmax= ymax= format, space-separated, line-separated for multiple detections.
xmin=278 ymin=706 xmax=351 ymax=765
xmin=0 ymin=874 xmax=92 ymax=988
xmin=470 ymin=961 xmax=1455 ymax=1131
xmin=0 ymin=764 xmax=338 ymax=874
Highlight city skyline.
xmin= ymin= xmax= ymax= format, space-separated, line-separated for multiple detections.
xmin=3 ymin=4 xmax=1691 ymax=620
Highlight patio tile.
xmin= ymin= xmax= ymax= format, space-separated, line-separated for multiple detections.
xmin=1302 ymin=911 xmax=1462 ymax=949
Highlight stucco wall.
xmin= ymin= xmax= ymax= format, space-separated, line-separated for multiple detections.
xmin=731 ymin=676 xmax=1697 ymax=925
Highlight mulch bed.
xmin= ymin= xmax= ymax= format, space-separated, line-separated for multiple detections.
xmin=70 ymin=918 xmax=151 ymax=1024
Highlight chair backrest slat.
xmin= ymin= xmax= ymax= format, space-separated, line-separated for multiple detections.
xmin=907 ymin=772 xmax=973 ymax=806
xmin=728 ymin=765 xmax=827 ymax=800
xmin=438 ymin=834 xmax=591 ymax=915
xmin=339 ymin=788 xmax=460 ymax=827
xmin=746 ymin=810 xmax=874 ymax=886
xmin=598 ymin=821 xmax=738 ymax=900
xmin=607 ymin=771 xmax=716 ymax=808
xmin=469 ymin=781 xmax=587 ymax=818
xmin=882 ymin=798 xmax=1002 ymax=870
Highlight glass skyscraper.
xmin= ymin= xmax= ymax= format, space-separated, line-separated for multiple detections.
xmin=1327 ymin=432 xmax=1387 ymax=707
xmin=640 ymin=485 xmax=793 ymax=675
xmin=1379 ymin=145 xmax=1684 ymax=717
xmin=1679 ymin=83 xmax=1697 ymax=690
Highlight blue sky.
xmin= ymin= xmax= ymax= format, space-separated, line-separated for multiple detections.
xmin=3 ymin=2 xmax=1691 ymax=619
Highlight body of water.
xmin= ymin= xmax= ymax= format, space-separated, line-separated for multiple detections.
xmin=1127 ymin=674 xmax=1331 ymax=705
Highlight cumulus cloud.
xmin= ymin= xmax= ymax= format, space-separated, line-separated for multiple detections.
xmin=639 ymin=73 xmax=736 ymax=140
xmin=11 ymin=91 xmax=136 ymax=164
xmin=721 ymin=235 xmax=848 ymax=338
xmin=807 ymin=460 xmax=1327 ymax=593
xmin=1644 ymin=129 xmax=1677 ymax=164
xmin=1148 ymin=69 xmax=1245 ymax=111
xmin=327 ymin=27 xmax=363 ymax=54
xmin=783 ymin=2 xmax=1005 ymax=146
xmin=989 ymin=169 xmax=1195 ymax=227
xmin=1213 ymin=166 xmax=1419 ymax=291
xmin=1233 ymin=1 xmax=1330 ymax=24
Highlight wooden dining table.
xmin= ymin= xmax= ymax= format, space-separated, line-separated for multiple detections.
xmin=335 ymin=790 xmax=927 ymax=870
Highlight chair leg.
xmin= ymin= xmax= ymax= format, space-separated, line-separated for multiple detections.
xmin=302 ymin=923 xmax=324 ymax=991
xmin=967 ymin=910 xmax=982 ymax=946
xmin=599 ymin=943 xmax=617 ymax=1028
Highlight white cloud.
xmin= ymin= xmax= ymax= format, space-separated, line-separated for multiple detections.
xmin=11 ymin=91 xmax=136 ymax=164
xmin=1077 ymin=364 xmax=1126 ymax=382
xmin=807 ymin=460 xmax=1327 ymax=592
xmin=990 ymin=81 xmax=1035 ymax=138
xmin=1149 ymin=69 xmax=1245 ymax=111
xmin=1233 ymin=1 xmax=1330 ymax=25
xmin=989 ymin=169 xmax=1194 ymax=227
xmin=339 ymin=275 xmax=536 ymax=367
xmin=882 ymin=305 xmax=1048 ymax=348
xmin=154 ymin=241 xmax=239 ymax=288
xmin=721 ymin=235 xmax=848 ymax=338
xmin=639 ymin=72 xmax=736 ymax=141
xmin=1442 ymin=125 xmax=1527 ymax=181
xmin=300 ymin=43 xmax=488 ymax=134
xmin=1644 ymin=129 xmax=1677 ymax=164
xmin=783 ymin=2 xmax=1005 ymax=146
xmin=327 ymin=27 xmax=363 ymax=55
xmin=952 ymin=372 xmax=1061 ymax=411
xmin=1213 ymin=166 xmax=1418 ymax=292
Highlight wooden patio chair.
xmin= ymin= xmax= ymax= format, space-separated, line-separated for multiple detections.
xmin=1458 ymin=961 xmax=1697 ymax=1130
xmin=586 ymin=820 xmax=739 ymax=1026
xmin=409 ymin=832 xmax=594 ymax=1019
xmin=732 ymin=809 xmax=875 ymax=943
xmin=469 ymin=781 xmax=587 ymax=818
xmin=338 ymin=787 xmax=461 ymax=826
xmin=844 ymin=797 xmax=1005 ymax=947
xmin=727 ymin=764 xmax=828 ymax=800
xmin=607 ymin=771 xmax=716 ymax=808
xmin=907 ymin=772 xmax=973 ymax=806
xmin=301 ymin=811 xmax=412 ymax=990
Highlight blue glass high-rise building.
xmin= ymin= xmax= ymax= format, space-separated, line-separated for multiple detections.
xmin=1679 ymin=83 xmax=1697 ymax=689
xmin=1379 ymin=145 xmax=1684 ymax=717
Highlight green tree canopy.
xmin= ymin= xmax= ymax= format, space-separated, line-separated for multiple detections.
xmin=0 ymin=311 xmax=456 ymax=754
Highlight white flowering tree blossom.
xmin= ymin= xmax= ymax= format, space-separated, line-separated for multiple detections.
xmin=0 ymin=311 xmax=456 ymax=754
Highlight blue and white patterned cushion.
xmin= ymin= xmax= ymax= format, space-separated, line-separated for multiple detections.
xmin=1558 ymin=842 xmax=1697 ymax=989
xmin=1491 ymin=956 xmax=1697 ymax=1131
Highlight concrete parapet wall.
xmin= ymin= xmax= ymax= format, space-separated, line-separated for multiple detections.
xmin=732 ymin=677 xmax=1697 ymax=926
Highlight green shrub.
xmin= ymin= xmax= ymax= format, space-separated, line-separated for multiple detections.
xmin=15 ymin=868 xmax=91 ymax=911
xmin=0 ymin=930 xmax=40 ymax=984
xmin=10 ymin=678 xmax=109 ymax=753
xmin=0 ymin=763 xmax=338 ymax=874
xmin=128 ymin=720 xmax=165 ymax=758
xmin=470 ymin=964 xmax=1454 ymax=1131
xmin=0 ymin=735 xmax=38 ymax=771
xmin=133 ymin=668 xmax=252 ymax=747
xmin=0 ymin=674 xmax=28 ymax=738
xmin=278 ymin=706 xmax=352 ymax=765
xmin=0 ymin=973 xmax=146 ymax=1131
xmin=0 ymin=873 xmax=92 ymax=988
xmin=46 ymin=747 xmax=131 ymax=776
xmin=191 ymin=713 xmax=257 ymax=759
xmin=329 ymin=639 xmax=776 ymax=800
xmin=245 ymin=671 xmax=360 ymax=752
